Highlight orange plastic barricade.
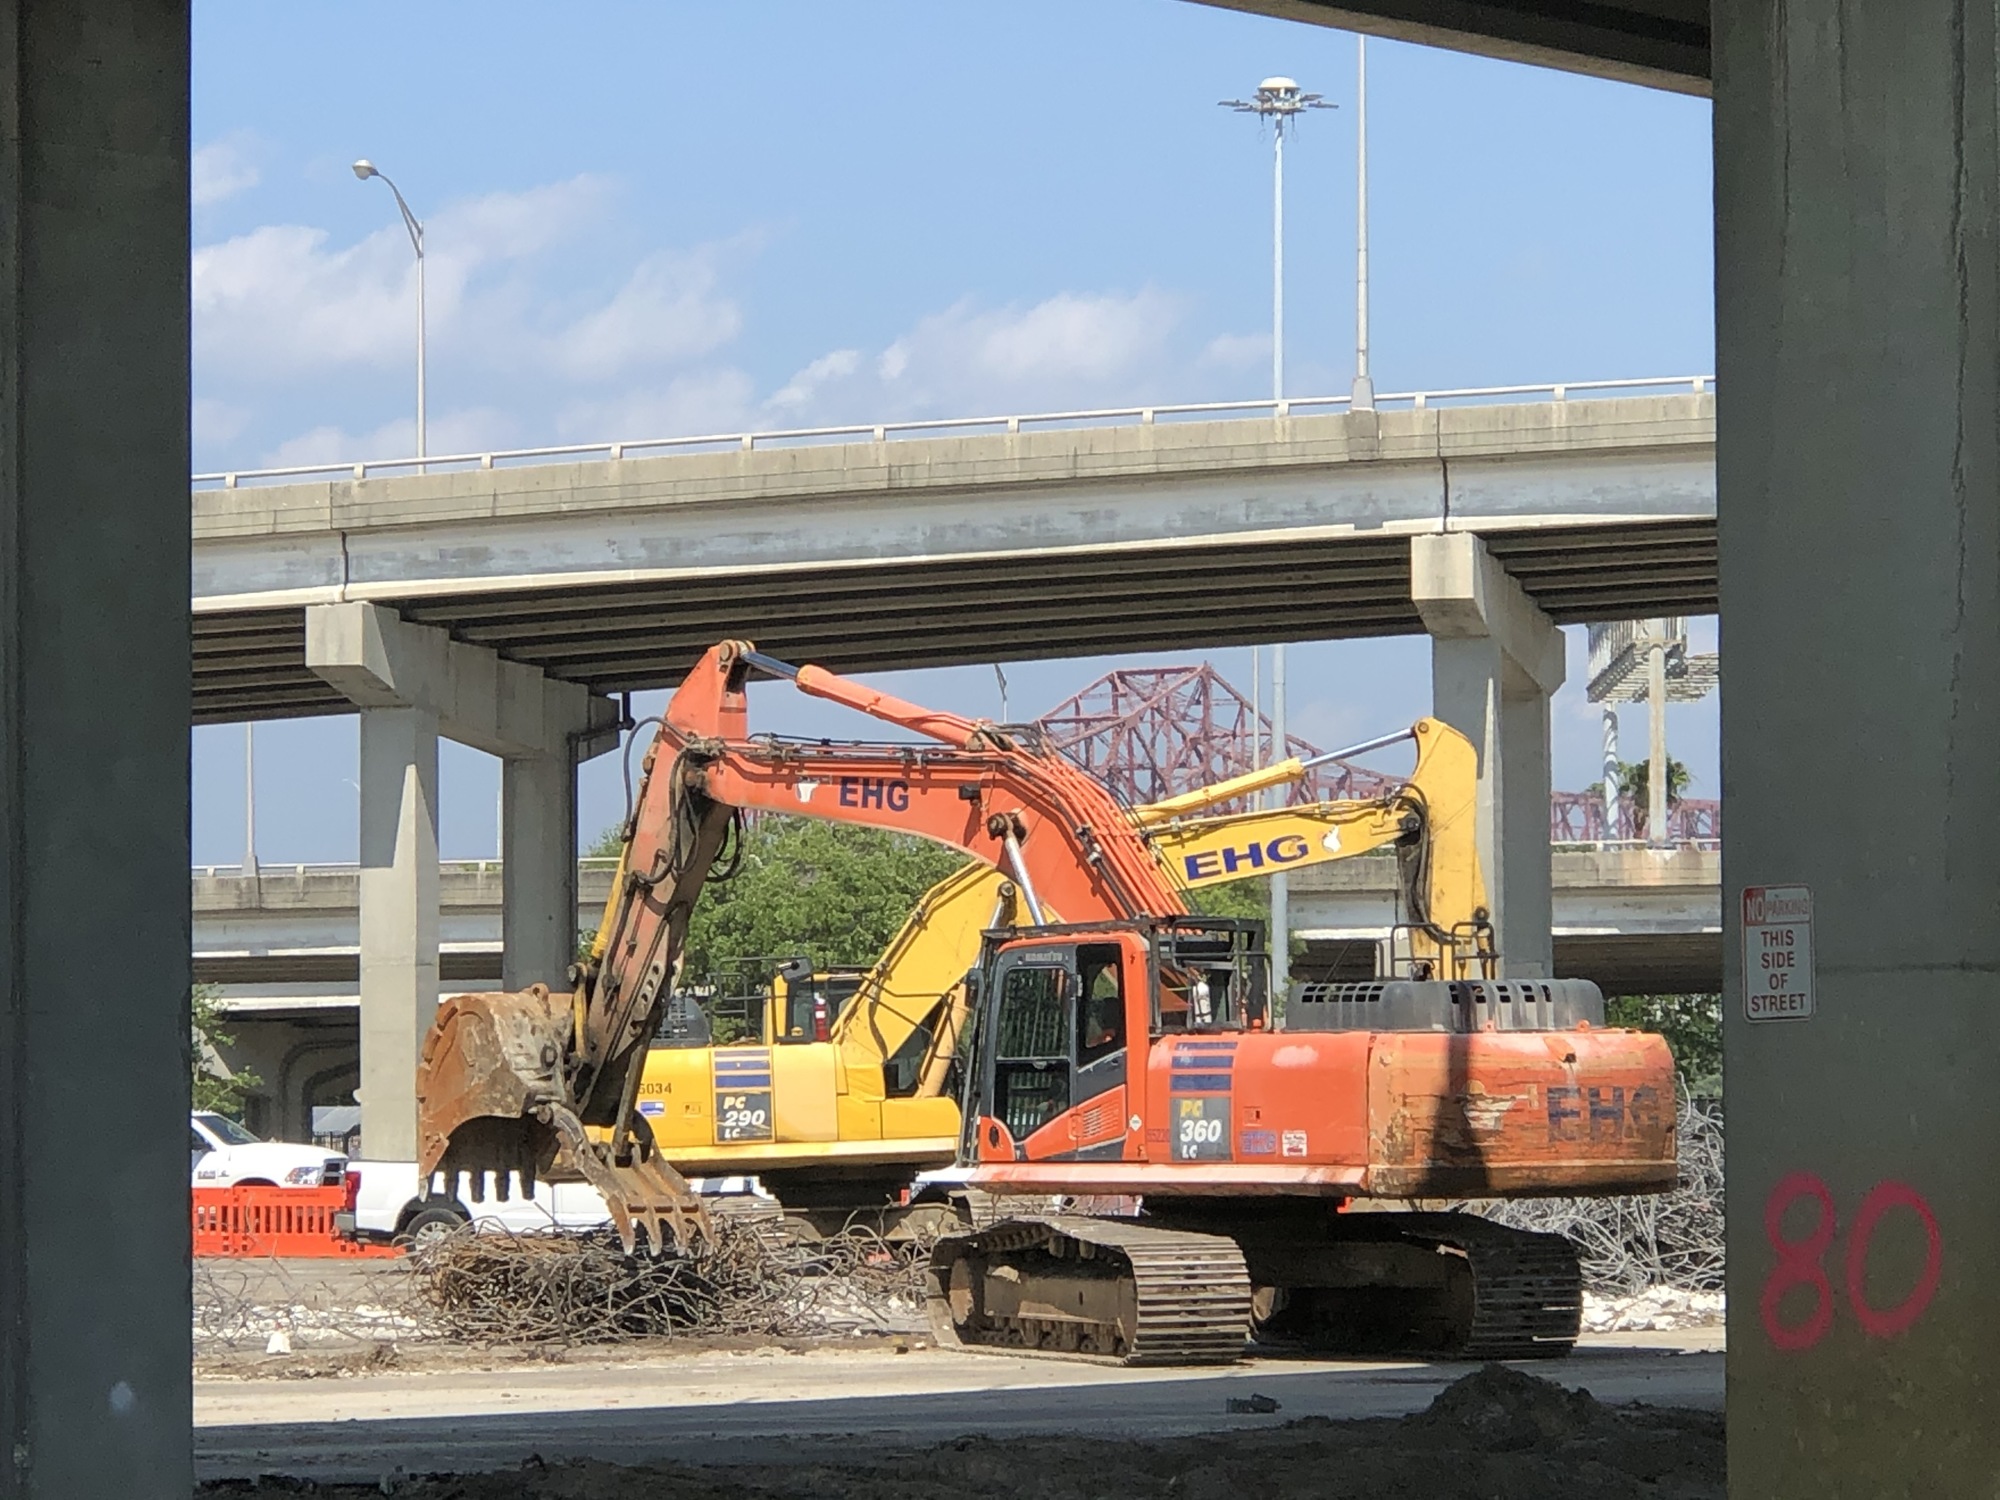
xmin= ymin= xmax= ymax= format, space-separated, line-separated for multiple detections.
xmin=191 ymin=1185 xmax=401 ymax=1259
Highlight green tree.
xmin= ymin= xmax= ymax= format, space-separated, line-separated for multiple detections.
xmin=191 ymin=983 xmax=261 ymax=1117
xmin=586 ymin=815 xmax=970 ymax=980
xmin=1606 ymin=991 xmax=1721 ymax=1098
xmin=1613 ymin=756 xmax=1693 ymax=836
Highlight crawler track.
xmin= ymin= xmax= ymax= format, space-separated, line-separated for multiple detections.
xmin=927 ymin=1215 xmax=1251 ymax=1365
xmin=931 ymin=1210 xmax=1580 ymax=1367
xmin=1240 ymin=1212 xmax=1583 ymax=1360
xmin=1401 ymin=1216 xmax=1583 ymax=1359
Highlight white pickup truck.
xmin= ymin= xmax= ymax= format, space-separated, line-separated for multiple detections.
xmin=338 ymin=1161 xmax=613 ymax=1246
xmin=337 ymin=1162 xmax=771 ymax=1247
xmin=190 ymin=1112 xmax=346 ymax=1188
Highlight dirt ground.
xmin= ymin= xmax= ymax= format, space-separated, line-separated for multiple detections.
xmin=195 ymin=1364 xmax=1724 ymax=1499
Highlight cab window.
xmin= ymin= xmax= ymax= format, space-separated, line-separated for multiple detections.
xmin=1075 ymin=944 xmax=1125 ymax=1067
xmin=1154 ymin=967 xmax=1213 ymax=1033
xmin=995 ymin=963 xmax=1070 ymax=1058
xmin=991 ymin=962 xmax=1071 ymax=1139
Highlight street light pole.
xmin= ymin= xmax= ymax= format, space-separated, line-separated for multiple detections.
xmin=1648 ymin=638 xmax=1670 ymax=846
xmin=1270 ymin=639 xmax=1290 ymax=1003
xmin=1221 ymin=78 xmax=1328 ymax=1008
xmin=1272 ymin=122 xmax=1284 ymax=401
xmin=352 ymin=159 xmax=426 ymax=461
xmin=1352 ymin=36 xmax=1375 ymax=411
xmin=1220 ymin=77 xmax=1331 ymax=407
xmin=243 ymin=722 xmax=258 ymax=878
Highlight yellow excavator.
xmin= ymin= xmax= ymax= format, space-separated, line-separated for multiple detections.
xmin=626 ymin=718 xmax=1489 ymax=1223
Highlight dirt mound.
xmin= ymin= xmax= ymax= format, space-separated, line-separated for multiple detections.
xmin=1404 ymin=1363 xmax=1606 ymax=1450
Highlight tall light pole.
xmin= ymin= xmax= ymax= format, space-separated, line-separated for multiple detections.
xmin=1221 ymin=77 xmax=1328 ymax=1006
xmin=352 ymin=159 xmax=426 ymax=460
xmin=243 ymin=722 xmax=258 ymax=878
xmin=1220 ymin=77 xmax=1331 ymax=403
xmin=1352 ymin=38 xmax=1374 ymax=411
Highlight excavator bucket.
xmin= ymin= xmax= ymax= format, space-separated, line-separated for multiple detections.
xmin=416 ymin=984 xmax=711 ymax=1254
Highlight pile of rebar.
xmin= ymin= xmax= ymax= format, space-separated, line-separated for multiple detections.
xmin=406 ymin=1219 xmax=932 ymax=1346
xmin=1480 ymin=1090 xmax=1725 ymax=1294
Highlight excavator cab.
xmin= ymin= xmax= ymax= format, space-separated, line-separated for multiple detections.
xmin=969 ymin=934 xmax=1130 ymax=1159
xmin=962 ymin=918 xmax=1273 ymax=1164
xmin=771 ymin=961 xmax=867 ymax=1044
xmin=1148 ymin=919 xmax=1271 ymax=1033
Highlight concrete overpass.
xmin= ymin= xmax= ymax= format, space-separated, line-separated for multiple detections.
xmin=198 ymin=847 xmax=1722 ymax=1141
xmin=191 ymin=380 xmax=1715 ymax=722
xmin=8 ymin=2 xmax=1979 ymax=1492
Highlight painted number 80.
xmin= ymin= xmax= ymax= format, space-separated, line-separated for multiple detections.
xmin=1762 ymin=1171 xmax=1943 ymax=1351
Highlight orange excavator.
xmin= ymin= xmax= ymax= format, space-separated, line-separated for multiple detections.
xmin=417 ymin=640 xmax=1675 ymax=1360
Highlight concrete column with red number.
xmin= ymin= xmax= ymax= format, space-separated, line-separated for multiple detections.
xmin=1715 ymin=2 xmax=2000 ymax=1490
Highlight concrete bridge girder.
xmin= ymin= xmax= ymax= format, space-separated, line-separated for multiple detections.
xmin=304 ymin=601 xmax=618 ymax=1159
xmin=191 ymin=397 xmax=1717 ymax=719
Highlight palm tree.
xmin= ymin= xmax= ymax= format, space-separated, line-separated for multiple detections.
xmin=1614 ymin=757 xmax=1692 ymax=837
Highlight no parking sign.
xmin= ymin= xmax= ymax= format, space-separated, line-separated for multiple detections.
xmin=1743 ymin=884 xmax=1814 ymax=1022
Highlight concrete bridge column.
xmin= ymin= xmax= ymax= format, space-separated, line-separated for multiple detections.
xmin=0 ymin=5 xmax=193 ymax=1494
xmin=1411 ymin=532 xmax=1564 ymax=978
xmin=354 ymin=705 xmax=439 ymax=1161
xmin=307 ymin=603 xmax=615 ymax=1159
xmin=1715 ymin=3 xmax=2000 ymax=1491
xmin=501 ymin=739 xmax=585 ymax=994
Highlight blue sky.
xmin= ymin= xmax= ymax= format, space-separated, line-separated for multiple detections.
xmin=190 ymin=1 xmax=1717 ymax=865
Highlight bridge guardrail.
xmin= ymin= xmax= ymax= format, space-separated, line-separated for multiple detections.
xmin=193 ymin=857 xmax=626 ymax=879
xmin=194 ymin=805 xmax=1718 ymax=883
xmin=192 ymin=375 xmax=1715 ymax=491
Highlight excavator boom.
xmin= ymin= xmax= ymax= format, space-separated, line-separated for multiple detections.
xmin=416 ymin=640 xmax=1181 ymax=1250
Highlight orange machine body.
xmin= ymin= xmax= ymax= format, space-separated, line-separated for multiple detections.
xmin=963 ymin=926 xmax=1677 ymax=1202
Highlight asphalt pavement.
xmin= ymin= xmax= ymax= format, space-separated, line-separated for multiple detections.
xmin=195 ymin=1330 xmax=1724 ymax=1484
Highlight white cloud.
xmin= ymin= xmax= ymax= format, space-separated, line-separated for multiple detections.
xmin=193 ymin=174 xmax=745 ymax=399
xmin=194 ymin=177 xmax=1200 ymax=473
xmin=193 ymin=176 xmax=616 ymax=381
xmin=884 ymin=289 xmax=1182 ymax=403
xmin=763 ymin=288 xmax=1186 ymax=425
xmin=192 ymin=133 xmax=261 ymax=207
xmin=966 ymin=291 xmax=1177 ymax=384
xmin=556 ymin=369 xmax=758 ymax=443
xmin=192 ymin=397 xmax=251 ymax=450
xmin=1202 ymin=331 xmax=1270 ymax=369
xmin=260 ymin=417 xmax=409 ymax=470
xmin=767 ymin=349 xmax=861 ymax=413
xmin=433 ymin=175 xmax=612 ymax=261
xmin=257 ymin=407 xmax=518 ymax=469
xmin=194 ymin=222 xmax=415 ymax=374
xmin=551 ymin=251 xmax=741 ymax=381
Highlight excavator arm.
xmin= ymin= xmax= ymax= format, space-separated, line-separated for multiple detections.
xmin=831 ymin=717 xmax=1491 ymax=1107
xmin=416 ymin=640 xmax=1182 ymax=1250
xmin=1142 ymin=716 xmax=1494 ymax=977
